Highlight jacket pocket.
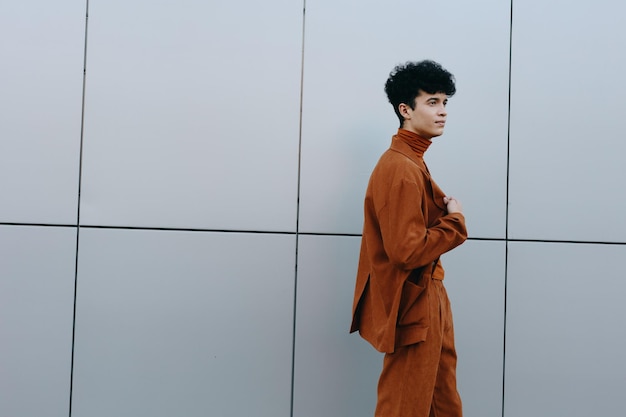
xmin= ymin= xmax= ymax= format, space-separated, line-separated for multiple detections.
xmin=395 ymin=270 xmax=430 ymax=347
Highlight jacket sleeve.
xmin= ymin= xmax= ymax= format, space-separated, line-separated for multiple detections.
xmin=377 ymin=177 xmax=467 ymax=271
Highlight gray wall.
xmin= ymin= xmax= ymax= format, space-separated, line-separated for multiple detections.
xmin=1 ymin=1 xmax=625 ymax=416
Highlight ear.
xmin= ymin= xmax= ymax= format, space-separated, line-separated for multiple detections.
xmin=398 ymin=103 xmax=411 ymax=120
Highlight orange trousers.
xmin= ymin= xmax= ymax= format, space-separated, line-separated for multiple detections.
xmin=375 ymin=278 xmax=462 ymax=417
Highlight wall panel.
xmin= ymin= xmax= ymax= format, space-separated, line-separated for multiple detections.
xmin=443 ymin=240 xmax=505 ymax=417
xmin=71 ymin=229 xmax=295 ymax=417
xmin=505 ymin=242 xmax=626 ymax=417
xmin=509 ymin=0 xmax=626 ymax=242
xmin=299 ymin=0 xmax=509 ymax=238
xmin=0 ymin=225 xmax=76 ymax=417
xmin=293 ymin=235 xmax=380 ymax=417
xmin=80 ymin=0 xmax=302 ymax=231
xmin=294 ymin=236 xmax=505 ymax=417
xmin=0 ymin=1 xmax=84 ymax=224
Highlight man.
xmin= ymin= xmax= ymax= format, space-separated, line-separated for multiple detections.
xmin=351 ymin=60 xmax=468 ymax=417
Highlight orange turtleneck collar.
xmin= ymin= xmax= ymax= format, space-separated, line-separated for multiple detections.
xmin=395 ymin=128 xmax=431 ymax=157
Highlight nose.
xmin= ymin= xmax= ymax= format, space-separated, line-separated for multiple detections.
xmin=439 ymin=105 xmax=447 ymax=116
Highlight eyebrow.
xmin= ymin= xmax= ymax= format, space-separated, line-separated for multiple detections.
xmin=425 ymin=96 xmax=446 ymax=102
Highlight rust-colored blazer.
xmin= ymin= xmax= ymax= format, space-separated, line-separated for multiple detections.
xmin=350 ymin=130 xmax=467 ymax=353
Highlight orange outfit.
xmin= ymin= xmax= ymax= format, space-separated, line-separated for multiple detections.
xmin=351 ymin=129 xmax=467 ymax=416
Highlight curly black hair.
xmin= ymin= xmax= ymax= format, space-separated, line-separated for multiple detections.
xmin=384 ymin=60 xmax=456 ymax=127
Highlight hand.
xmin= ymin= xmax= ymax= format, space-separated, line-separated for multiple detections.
xmin=443 ymin=196 xmax=463 ymax=214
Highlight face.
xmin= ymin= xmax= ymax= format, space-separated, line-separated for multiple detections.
xmin=399 ymin=91 xmax=448 ymax=140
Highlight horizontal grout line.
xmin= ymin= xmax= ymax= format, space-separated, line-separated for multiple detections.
xmin=469 ymin=237 xmax=626 ymax=246
xmin=298 ymin=232 xmax=361 ymax=237
xmin=1 ymin=222 xmax=625 ymax=245
xmin=501 ymin=238 xmax=626 ymax=246
xmin=0 ymin=222 xmax=76 ymax=228
xmin=80 ymin=224 xmax=298 ymax=235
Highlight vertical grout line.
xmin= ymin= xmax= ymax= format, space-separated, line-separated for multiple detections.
xmin=68 ymin=1 xmax=89 ymax=415
xmin=502 ymin=1 xmax=513 ymax=417
xmin=290 ymin=1 xmax=306 ymax=416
